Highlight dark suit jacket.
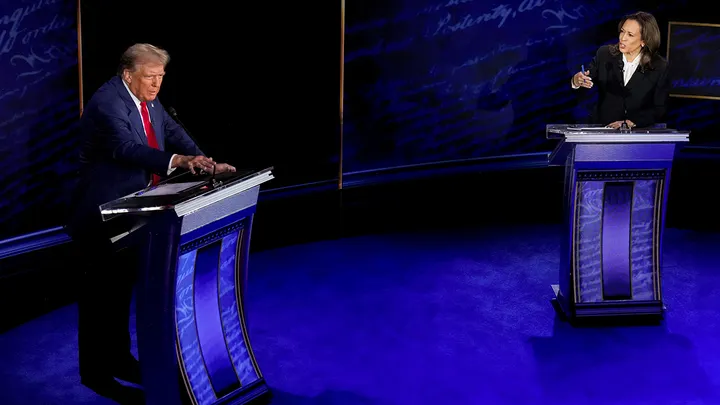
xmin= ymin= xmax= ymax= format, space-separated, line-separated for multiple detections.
xmin=586 ymin=44 xmax=670 ymax=128
xmin=68 ymin=76 xmax=203 ymax=236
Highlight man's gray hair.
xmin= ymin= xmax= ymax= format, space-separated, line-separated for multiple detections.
xmin=117 ymin=43 xmax=170 ymax=76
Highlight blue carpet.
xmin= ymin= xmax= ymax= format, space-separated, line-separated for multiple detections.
xmin=0 ymin=225 xmax=718 ymax=404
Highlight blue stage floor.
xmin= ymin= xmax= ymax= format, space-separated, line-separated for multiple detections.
xmin=1 ymin=224 xmax=719 ymax=405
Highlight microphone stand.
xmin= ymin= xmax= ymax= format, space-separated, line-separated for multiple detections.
xmin=618 ymin=59 xmax=630 ymax=133
xmin=167 ymin=107 xmax=220 ymax=186
xmin=167 ymin=107 xmax=203 ymax=149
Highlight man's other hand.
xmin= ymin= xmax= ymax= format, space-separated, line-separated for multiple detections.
xmin=214 ymin=163 xmax=236 ymax=174
xmin=172 ymin=155 xmax=215 ymax=174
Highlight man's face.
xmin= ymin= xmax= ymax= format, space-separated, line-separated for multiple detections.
xmin=124 ymin=62 xmax=165 ymax=102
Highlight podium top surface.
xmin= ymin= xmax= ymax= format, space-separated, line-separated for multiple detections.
xmin=546 ymin=124 xmax=690 ymax=143
xmin=99 ymin=167 xmax=273 ymax=220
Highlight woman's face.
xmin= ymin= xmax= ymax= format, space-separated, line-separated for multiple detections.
xmin=618 ymin=19 xmax=644 ymax=56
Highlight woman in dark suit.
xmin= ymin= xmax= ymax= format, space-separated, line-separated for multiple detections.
xmin=572 ymin=11 xmax=670 ymax=129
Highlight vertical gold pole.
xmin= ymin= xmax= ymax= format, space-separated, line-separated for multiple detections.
xmin=338 ymin=0 xmax=345 ymax=189
xmin=77 ymin=0 xmax=84 ymax=116
xmin=666 ymin=22 xmax=671 ymax=61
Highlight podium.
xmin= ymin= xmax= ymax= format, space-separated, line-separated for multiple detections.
xmin=546 ymin=125 xmax=689 ymax=320
xmin=99 ymin=168 xmax=274 ymax=405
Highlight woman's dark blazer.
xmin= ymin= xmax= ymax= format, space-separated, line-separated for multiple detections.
xmin=586 ymin=44 xmax=670 ymax=128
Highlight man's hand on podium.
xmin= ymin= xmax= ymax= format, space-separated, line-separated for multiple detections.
xmin=171 ymin=155 xmax=237 ymax=175
xmin=172 ymin=155 xmax=215 ymax=174
xmin=213 ymin=163 xmax=236 ymax=174
xmin=605 ymin=120 xmax=636 ymax=129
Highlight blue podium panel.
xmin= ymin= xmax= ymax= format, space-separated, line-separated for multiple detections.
xmin=546 ymin=126 xmax=689 ymax=320
xmin=175 ymin=209 xmax=265 ymax=405
xmin=572 ymin=171 xmax=663 ymax=304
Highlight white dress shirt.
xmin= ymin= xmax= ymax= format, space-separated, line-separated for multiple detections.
xmin=621 ymin=52 xmax=640 ymax=86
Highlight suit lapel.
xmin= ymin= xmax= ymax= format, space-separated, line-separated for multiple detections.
xmin=613 ymin=54 xmax=625 ymax=87
xmin=615 ymin=53 xmax=645 ymax=89
xmin=113 ymin=77 xmax=149 ymax=146
xmin=625 ymin=67 xmax=643 ymax=89
xmin=127 ymin=101 xmax=149 ymax=146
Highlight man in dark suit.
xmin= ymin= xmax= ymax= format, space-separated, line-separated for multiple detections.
xmin=68 ymin=43 xmax=235 ymax=402
xmin=571 ymin=11 xmax=669 ymax=129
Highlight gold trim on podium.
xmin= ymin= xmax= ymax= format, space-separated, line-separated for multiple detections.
xmin=652 ymin=177 xmax=665 ymax=300
xmin=236 ymin=227 xmax=264 ymax=380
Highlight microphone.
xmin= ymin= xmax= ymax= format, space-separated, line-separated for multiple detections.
xmin=616 ymin=59 xmax=630 ymax=131
xmin=166 ymin=107 xmax=202 ymax=148
xmin=166 ymin=107 xmax=219 ymax=182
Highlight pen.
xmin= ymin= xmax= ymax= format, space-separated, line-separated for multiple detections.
xmin=582 ymin=64 xmax=585 ymax=73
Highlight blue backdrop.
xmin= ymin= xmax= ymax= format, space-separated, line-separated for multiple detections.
xmin=0 ymin=0 xmax=80 ymax=240
xmin=341 ymin=0 xmax=698 ymax=174
xmin=2 ymin=0 xmax=719 ymax=242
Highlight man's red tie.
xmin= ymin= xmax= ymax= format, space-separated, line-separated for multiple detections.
xmin=140 ymin=101 xmax=162 ymax=185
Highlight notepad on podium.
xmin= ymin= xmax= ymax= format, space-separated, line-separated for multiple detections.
xmin=565 ymin=126 xmax=614 ymax=131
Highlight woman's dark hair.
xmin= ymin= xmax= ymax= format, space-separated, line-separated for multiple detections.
xmin=609 ymin=11 xmax=662 ymax=70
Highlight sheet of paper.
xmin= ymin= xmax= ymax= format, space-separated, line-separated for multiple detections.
xmin=565 ymin=127 xmax=616 ymax=131
xmin=136 ymin=181 xmax=206 ymax=197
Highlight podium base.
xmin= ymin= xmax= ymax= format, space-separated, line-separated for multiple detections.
xmin=219 ymin=380 xmax=272 ymax=405
xmin=551 ymin=284 xmax=665 ymax=326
